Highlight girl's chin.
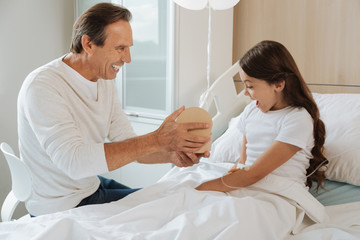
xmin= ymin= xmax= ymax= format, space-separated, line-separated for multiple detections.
xmin=256 ymin=102 xmax=270 ymax=113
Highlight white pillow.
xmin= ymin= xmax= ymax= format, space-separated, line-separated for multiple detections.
xmin=208 ymin=114 xmax=243 ymax=163
xmin=313 ymin=93 xmax=360 ymax=186
xmin=209 ymin=93 xmax=360 ymax=186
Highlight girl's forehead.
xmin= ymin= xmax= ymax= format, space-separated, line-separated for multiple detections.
xmin=239 ymin=68 xmax=250 ymax=81
xmin=239 ymin=68 xmax=260 ymax=83
xmin=239 ymin=68 xmax=268 ymax=84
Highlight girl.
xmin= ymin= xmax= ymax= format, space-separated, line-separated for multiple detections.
xmin=196 ymin=40 xmax=327 ymax=192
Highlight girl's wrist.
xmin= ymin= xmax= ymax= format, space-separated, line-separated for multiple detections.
xmin=220 ymin=176 xmax=240 ymax=190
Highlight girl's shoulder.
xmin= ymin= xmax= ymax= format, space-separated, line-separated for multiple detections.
xmin=281 ymin=106 xmax=313 ymax=129
xmin=285 ymin=106 xmax=312 ymax=120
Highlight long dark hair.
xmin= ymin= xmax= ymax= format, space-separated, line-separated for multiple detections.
xmin=240 ymin=40 xmax=327 ymax=189
xmin=70 ymin=3 xmax=132 ymax=53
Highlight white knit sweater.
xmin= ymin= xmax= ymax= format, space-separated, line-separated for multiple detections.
xmin=17 ymin=56 xmax=136 ymax=216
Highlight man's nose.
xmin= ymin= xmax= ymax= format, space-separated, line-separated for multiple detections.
xmin=123 ymin=48 xmax=131 ymax=63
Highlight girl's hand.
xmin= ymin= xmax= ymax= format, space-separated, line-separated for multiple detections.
xmin=195 ymin=181 xmax=212 ymax=191
xmin=195 ymin=178 xmax=229 ymax=192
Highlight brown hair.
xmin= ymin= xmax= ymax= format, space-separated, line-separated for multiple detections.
xmin=70 ymin=3 xmax=132 ymax=53
xmin=240 ymin=40 xmax=327 ymax=189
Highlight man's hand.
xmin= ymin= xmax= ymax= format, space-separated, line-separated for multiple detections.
xmin=155 ymin=106 xmax=211 ymax=152
xmin=170 ymin=151 xmax=210 ymax=167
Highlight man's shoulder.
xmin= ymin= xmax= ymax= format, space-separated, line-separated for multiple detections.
xmin=24 ymin=56 xmax=68 ymax=87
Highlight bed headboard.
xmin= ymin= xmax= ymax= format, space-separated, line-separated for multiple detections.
xmin=234 ymin=81 xmax=360 ymax=95
xmin=232 ymin=0 xmax=360 ymax=94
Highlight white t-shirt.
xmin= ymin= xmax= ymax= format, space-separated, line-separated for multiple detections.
xmin=237 ymin=101 xmax=314 ymax=183
xmin=17 ymin=55 xmax=136 ymax=216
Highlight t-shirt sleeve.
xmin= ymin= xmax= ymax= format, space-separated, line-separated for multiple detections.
xmin=275 ymin=108 xmax=314 ymax=149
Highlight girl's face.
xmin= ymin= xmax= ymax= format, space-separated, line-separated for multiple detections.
xmin=239 ymin=68 xmax=288 ymax=113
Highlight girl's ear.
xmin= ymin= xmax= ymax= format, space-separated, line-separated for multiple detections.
xmin=274 ymin=80 xmax=285 ymax=92
xmin=81 ymin=34 xmax=94 ymax=55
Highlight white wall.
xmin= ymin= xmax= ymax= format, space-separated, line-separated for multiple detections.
xmin=176 ymin=7 xmax=234 ymax=108
xmin=0 ymin=0 xmax=74 ymax=219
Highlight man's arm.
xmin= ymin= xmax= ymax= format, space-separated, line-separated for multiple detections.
xmin=105 ymin=106 xmax=211 ymax=171
xmin=136 ymin=150 xmax=210 ymax=167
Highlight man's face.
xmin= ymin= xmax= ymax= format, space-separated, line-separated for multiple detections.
xmin=90 ymin=20 xmax=133 ymax=81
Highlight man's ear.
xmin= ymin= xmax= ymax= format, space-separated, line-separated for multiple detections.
xmin=81 ymin=34 xmax=94 ymax=55
xmin=274 ymin=80 xmax=285 ymax=92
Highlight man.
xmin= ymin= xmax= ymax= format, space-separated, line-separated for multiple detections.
xmin=17 ymin=3 xmax=210 ymax=217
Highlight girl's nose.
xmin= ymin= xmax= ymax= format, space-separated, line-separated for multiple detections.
xmin=244 ymin=88 xmax=249 ymax=96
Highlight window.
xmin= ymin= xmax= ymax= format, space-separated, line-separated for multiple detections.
xmin=76 ymin=0 xmax=175 ymax=121
xmin=117 ymin=0 xmax=174 ymax=120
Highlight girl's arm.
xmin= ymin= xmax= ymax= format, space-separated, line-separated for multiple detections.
xmin=239 ymin=135 xmax=247 ymax=164
xmin=228 ymin=135 xmax=247 ymax=173
xmin=196 ymin=140 xmax=300 ymax=192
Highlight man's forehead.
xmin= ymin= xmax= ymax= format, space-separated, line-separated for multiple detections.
xmin=104 ymin=20 xmax=133 ymax=44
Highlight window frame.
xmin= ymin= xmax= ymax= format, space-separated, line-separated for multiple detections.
xmin=115 ymin=0 xmax=175 ymax=121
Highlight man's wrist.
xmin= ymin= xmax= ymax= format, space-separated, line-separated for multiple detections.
xmin=145 ymin=131 xmax=165 ymax=152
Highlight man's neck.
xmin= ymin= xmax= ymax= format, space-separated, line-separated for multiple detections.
xmin=62 ymin=52 xmax=98 ymax=82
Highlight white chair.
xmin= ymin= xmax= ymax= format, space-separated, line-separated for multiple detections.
xmin=199 ymin=60 xmax=251 ymax=140
xmin=1 ymin=142 xmax=32 ymax=221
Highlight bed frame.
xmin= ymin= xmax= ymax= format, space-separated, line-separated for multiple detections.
xmin=199 ymin=60 xmax=250 ymax=140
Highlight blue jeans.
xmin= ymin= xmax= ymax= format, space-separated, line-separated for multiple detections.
xmin=76 ymin=176 xmax=141 ymax=207
xmin=30 ymin=176 xmax=139 ymax=217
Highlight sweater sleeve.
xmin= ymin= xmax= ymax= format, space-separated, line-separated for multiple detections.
xmin=107 ymin=81 xmax=137 ymax=142
xmin=23 ymin=76 xmax=109 ymax=179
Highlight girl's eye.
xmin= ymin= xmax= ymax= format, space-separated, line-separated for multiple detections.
xmin=246 ymin=85 xmax=253 ymax=89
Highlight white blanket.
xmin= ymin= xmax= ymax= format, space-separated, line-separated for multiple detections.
xmin=1 ymin=161 xmax=360 ymax=240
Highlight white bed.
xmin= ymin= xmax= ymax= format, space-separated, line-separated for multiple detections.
xmin=1 ymin=63 xmax=360 ymax=240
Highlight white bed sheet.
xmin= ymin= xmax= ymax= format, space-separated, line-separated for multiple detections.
xmin=1 ymin=161 xmax=359 ymax=240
